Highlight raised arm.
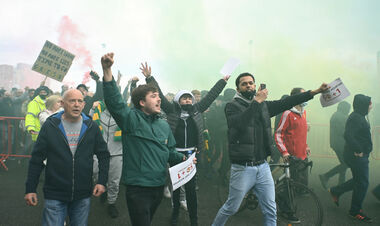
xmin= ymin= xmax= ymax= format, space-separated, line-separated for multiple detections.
xmin=140 ymin=62 xmax=175 ymax=113
xmin=266 ymin=83 xmax=329 ymax=117
xmin=101 ymin=53 xmax=130 ymax=131
xmin=196 ymin=75 xmax=229 ymax=112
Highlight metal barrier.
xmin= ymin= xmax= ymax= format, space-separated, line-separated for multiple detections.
xmin=307 ymin=123 xmax=380 ymax=160
xmin=0 ymin=116 xmax=31 ymax=171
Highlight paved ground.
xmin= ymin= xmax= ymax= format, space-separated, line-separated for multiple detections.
xmin=1 ymin=157 xmax=379 ymax=226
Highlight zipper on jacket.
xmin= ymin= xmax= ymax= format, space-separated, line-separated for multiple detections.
xmin=71 ymin=156 xmax=75 ymax=201
xmin=184 ymin=119 xmax=188 ymax=147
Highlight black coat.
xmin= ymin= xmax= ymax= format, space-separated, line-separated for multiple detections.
xmin=226 ymin=91 xmax=314 ymax=163
xmin=344 ymin=94 xmax=372 ymax=156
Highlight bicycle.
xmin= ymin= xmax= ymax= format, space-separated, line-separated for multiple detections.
xmin=217 ymin=160 xmax=323 ymax=225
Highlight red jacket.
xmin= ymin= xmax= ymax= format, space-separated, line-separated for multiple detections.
xmin=275 ymin=108 xmax=308 ymax=160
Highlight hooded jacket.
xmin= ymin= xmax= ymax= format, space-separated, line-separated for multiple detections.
xmin=344 ymin=94 xmax=372 ymax=156
xmin=25 ymin=111 xmax=110 ymax=201
xmin=146 ymin=76 xmax=227 ymax=152
xmin=330 ymin=101 xmax=350 ymax=152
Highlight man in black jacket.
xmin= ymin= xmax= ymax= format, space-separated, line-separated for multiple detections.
xmin=329 ymin=94 xmax=373 ymax=223
xmin=24 ymin=89 xmax=110 ymax=226
xmin=212 ymin=73 xmax=327 ymax=226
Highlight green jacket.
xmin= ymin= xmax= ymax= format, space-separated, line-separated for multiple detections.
xmin=103 ymin=79 xmax=184 ymax=187
xmin=25 ymin=95 xmax=46 ymax=141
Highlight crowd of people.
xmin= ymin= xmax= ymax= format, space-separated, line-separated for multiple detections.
xmin=0 ymin=52 xmax=379 ymax=226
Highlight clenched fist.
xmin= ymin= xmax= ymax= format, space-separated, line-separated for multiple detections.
xmin=101 ymin=53 xmax=114 ymax=70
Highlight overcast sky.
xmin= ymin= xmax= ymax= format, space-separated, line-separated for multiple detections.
xmin=1 ymin=0 xmax=379 ymax=110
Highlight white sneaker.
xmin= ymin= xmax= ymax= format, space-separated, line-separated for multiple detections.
xmin=164 ymin=186 xmax=171 ymax=198
xmin=180 ymin=200 xmax=188 ymax=211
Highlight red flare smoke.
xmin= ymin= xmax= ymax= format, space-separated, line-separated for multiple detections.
xmin=57 ymin=16 xmax=92 ymax=84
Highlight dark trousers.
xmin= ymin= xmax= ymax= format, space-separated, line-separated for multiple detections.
xmin=324 ymin=148 xmax=348 ymax=184
xmin=125 ymin=185 xmax=164 ymax=226
xmin=290 ymin=157 xmax=309 ymax=186
xmin=172 ymin=176 xmax=198 ymax=226
xmin=330 ymin=155 xmax=369 ymax=214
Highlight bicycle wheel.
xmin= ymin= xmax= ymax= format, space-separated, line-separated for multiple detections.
xmin=276 ymin=181 xmax=323 ymax=226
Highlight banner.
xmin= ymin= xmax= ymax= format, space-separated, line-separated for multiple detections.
xmin=32 ymin=40 xmax=75 ymax=82
xmin=169 ymin=153 xmax=196 ymax=191
xmin=320 ymin=78 xmax=350 ymax=107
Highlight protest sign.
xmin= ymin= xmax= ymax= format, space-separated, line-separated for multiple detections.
xmin=320 ymin=78 xmax=350 ymax=107
xmin=220 ymin=57 xmax=240 ymax=76
xmin=32 ymin=40 xmax=75 ymax=82
xmin=169 ymin=153 xmax=196 ymax=191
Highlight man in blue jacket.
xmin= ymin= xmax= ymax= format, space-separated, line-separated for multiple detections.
xmin=24 ymin=89 xmax=110 ymax=226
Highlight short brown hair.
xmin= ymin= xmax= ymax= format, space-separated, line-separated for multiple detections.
xmin=191 ymin=90 xmax=201 ymax=96
xmin=131 ymin=84 xmax=158 ymax=109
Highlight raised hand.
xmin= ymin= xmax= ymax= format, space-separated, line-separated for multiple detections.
xmin=311 ymin=83 xmax=329 ymax=96
xmin=140 ymin=62 xmax=151 ymax=78
xmin=254 ymin=87 xmax=268 ymax=103
xmin=101 ymin=53 xmax=114 ymax=82
xmin=223 ymin=75 xmax=231 ymax=81
xmin=101 ymin=53 xmax=114 ymax=70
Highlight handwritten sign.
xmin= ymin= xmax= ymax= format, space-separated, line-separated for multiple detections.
xmin=32 ymin=40 xmax=75 ymax=82
xmin=169 ymin=153 xmax=196 ymax=191
xmin=320 ymin=78 xmax=350 ymax=107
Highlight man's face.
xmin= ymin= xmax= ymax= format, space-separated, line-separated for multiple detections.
xmin=29 ymin=90 xmax=35 ymax=98
xmin=62 ymin=90 xmax=85 ymax=121
xmin=179 ymin=95 xmax=193 ymax=105
xmin=78 ymin=87 xmax=88 ymax=97
xmin=193 ymin=94 xmax=201 ymax=103
xmin=237 ymin=76 xmax=256 ymax=93
xmin=39 ymin=90 xmax=47 ymax=96
xmin=140 ymin=91 xmax=161 ymax=115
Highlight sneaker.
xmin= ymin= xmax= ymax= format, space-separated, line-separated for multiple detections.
xmin=180 ymin=200 xmax=188 ymax=211
xmin=328 ymin=188 xmax=339 ymax=207
xmin=107 ymin=204 xmax=119 ymax=218
xmin=349 ymin=211 xmax=372 ymax=223
xmin=319 ymin=174 xmax=328 ymax=190
xmin=281 ymin=212 xmax=301 ymax=224
xmin=164 ymin=186 xmax=171 ymax=198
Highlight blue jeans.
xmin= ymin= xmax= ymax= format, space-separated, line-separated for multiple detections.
xmin=212 ymin=162 xmax=276 ymax=226
xmin=42 ymin=197 xmax=91 ymax=226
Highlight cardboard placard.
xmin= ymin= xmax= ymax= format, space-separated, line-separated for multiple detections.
xmin=32 ymin=40 xmax=75 ymax=82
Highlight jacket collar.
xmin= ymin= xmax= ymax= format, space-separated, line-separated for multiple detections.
xmin=234 ymin=92 xmax=253 ymax=104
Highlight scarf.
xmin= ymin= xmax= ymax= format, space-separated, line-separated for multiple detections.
xmin=92 ymin=101 xmax=122 ymax=141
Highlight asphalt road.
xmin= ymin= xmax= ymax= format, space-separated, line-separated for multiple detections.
xmin=1 ymin=157 xmax=379 ymax=226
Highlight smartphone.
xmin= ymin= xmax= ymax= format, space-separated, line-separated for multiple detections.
xmin=260 ymin=83 xmax=266 ymax=90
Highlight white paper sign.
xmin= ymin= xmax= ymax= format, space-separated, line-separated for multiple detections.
xmin=320 ymin=78 xmax=350 ymax=107
xmin=169 ymin=153 xmax=196 ymax=191
xmin=220 ymin=58 xmax=240 ymax=76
